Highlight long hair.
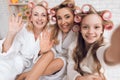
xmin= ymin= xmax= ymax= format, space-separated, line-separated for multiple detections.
xmin=26 ymin=1 xmax=49 ymax=31
xmin=72 ymin=4 xmax=113 ymax=76
xmin=73 ymin=32 xmax=104 ymax=75
xmin=50 ymin=1 xmax=76 ymax=36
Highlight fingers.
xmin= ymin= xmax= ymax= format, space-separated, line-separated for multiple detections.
xmin=40 ymin=29 xmax=54 ymax=53
xmin=15 ymin=74 xmax=26 ymax=80
xmin=10 ymin=14 xmax=23 ymax=23
xmin=90 ymin=75 xmax=102 ymax=80
xmin=11 ymin=14 xmax=15 ymax=22
xmin=40 ymin=29 xmax=51 ymax=41
xmin=18 ymin=16 xmax=23 ymax=29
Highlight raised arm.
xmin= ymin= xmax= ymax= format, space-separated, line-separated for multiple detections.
xmin=2 ymin=15 xmax=23 ymax=52
xmin=16 ymin=29 xmax=55 ymax=80
xmin=105 ymin=25 xmax=120 ymax=64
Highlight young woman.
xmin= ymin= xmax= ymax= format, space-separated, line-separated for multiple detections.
xmin=67 ymin=4 xmax=119 ymax=80
xmin=0 ymin=1 xmax=55 ymax=80
xmin=17 ymin=0 xmax=79 ymax=80
xmin=37 ymin=1 xmax=78 ymax=80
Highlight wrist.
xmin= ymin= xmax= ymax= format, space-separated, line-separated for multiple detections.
xmin=7 ymin=32 xmax=17 ymax=38
xmin=40 ymin=50 xmax=51 ymax=54
xmin=75 ymin=75 xmax=82 ymax=80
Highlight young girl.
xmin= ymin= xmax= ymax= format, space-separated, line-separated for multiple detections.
xmin=67 ymin=4 xmax=119 ymax=80
xmin=0 ymin=1 xmax=55 ymax=80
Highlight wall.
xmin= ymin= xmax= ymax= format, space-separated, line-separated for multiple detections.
xmin=0 ymin=0 xmax=9 ymax=39
xmin=0 ymin=0 xmax=120 ymax=39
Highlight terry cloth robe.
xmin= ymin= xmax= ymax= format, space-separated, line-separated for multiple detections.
xmin=97 ymin=44 xmax=120 ymax=80
xmin=67 ymin=39 xmax=109 ymax=80
xmin=40 ymin=30 xmax=78 ymax=80
xmin=0 ymin=24 xmax=42 ymax=80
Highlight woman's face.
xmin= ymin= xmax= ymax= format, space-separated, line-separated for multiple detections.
xmin=31 ymin=6 xmax=48 ymax=30
xmin=80 ymin=14 xmax=103 ymax=44
xmin=56 ymin=7 xmax=74 ymax=33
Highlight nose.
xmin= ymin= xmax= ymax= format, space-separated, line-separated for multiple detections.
xmin=38 ymin=16 xmax=42 ymax=21
xmin=61 ymin=18 xmax=66 ymax=25
xmin=88 ymin=28 xmax=94 ymax=34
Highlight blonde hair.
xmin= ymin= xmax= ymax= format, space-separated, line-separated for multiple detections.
xmin=48 ymin=24 xmax=59 ymax=45
xmin=26 ymin=1 xmax=49 ymax=31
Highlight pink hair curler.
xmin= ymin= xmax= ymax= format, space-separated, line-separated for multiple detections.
xmin=74 ymin=7 xmax=81 ymax=14
xmin=48 ymin=8 xmax=56 ymax=16
xmin=81 ymin=4 xmax=91 ymax=13
xmin=51 ymin=17 xmax=56 ymax=22
xmin=74 ymin=15 xmax=81 ymax=23
xmin=28 ymin=2 xmax=35 ymax=9
xmin=104 ymin=22 xmax=113 ymax=30
xmin=41 ymin=1 xmax=48 ymax=8
xmin=72 ymin=25 xmax=80 ymax=32
xmin=25 ymin=10 xmax=31 ymax=17
xmin=67 ymin=2 xmax=74 ymax=8
xmin=102 ymin=10 xmax=112 ymax=21
xmin=49 ymin=16 xmax=56 ymax=24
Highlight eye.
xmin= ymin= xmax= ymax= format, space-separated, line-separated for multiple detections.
xmin=57 ymin=16 xmax=62 ymax=20
xmin=65 ymin=15 xmax=70 ymax=19
xmin=95 ymin=26 xmax=101 ymax=29
xmin=33 ymin=13 xmax=38 ymax=16
xmin=82 ymin=25 xmax=89 ymax=29
xmin=41 ymin=13 xmax=47 ymax=17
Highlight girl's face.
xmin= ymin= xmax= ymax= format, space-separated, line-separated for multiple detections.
xmin=31 ymin=6 xmax=48 ymax=30
xmin=80 ymin=14 xmax=103 ymax=44
xmin=56 ymin=8 xmax=74 ymax=33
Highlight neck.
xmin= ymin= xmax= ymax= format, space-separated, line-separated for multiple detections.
xmin=33 ymin=28 xmax=43 ymax=40
xmin=85 ymin=42 xmax=92 ymax=51
xmin=62 ymin=32 xmax=68 ymax=41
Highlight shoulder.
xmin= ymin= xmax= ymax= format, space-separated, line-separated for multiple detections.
xmin=69 ymin=39 xmax=77 ymax=51
xmin=97 ymin=38 xmax=110 ymax=56
xmin=96 ymin=39 xmax=110 ymax=65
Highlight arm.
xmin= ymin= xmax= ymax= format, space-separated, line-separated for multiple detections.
xmin=25 ymin=50 xmax=54 ymax=80
xmin=2 ymin=15 xmax=23 ymax=52
xmin=105 ymin=25 xmax=120 ymax=64
xmin=16 ymin=29 xmax=55 ymax=80
xmin=16 ymin=50 xmax=54 ymax=80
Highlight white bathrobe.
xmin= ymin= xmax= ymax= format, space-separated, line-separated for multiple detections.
xmin=0 ymin=24 xmax=41 ymax=80
xmin=40 ymin=30 xmax=78 ymax=80
xmin=67 ymin=39 xmax=120 ymax=80
xmin=97 ymin=44 xmax=120 ymax=80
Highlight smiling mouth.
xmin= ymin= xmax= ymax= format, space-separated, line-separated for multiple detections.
xmin=86 ymin=35 xmax=96 ymax=39
xmin=36 ymin=21 xmax=43 ymax=25
xmin=62 ymin=26 xmax=67 ymax=28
